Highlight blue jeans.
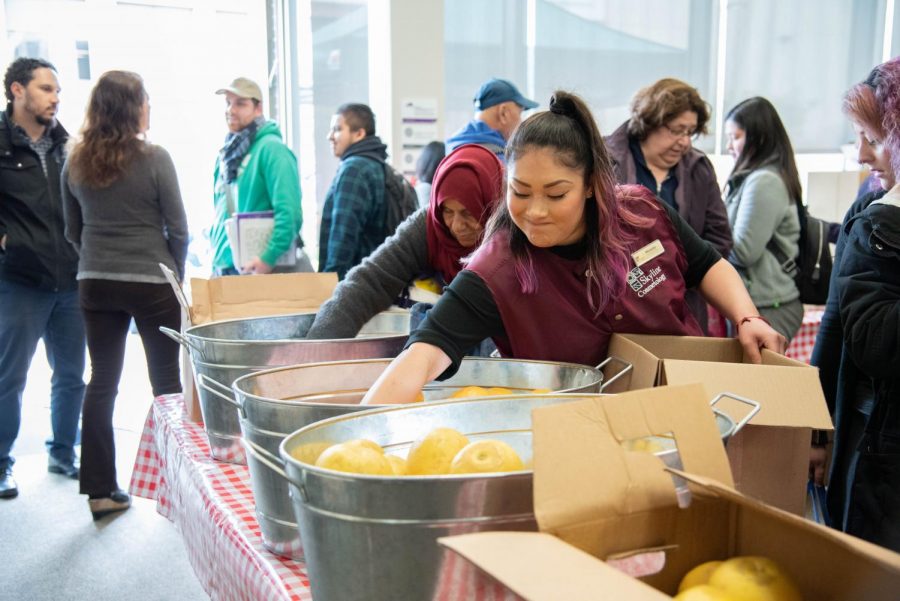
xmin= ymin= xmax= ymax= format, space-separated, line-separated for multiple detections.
xmin=0 ymin=280 xmax=86 ymax=470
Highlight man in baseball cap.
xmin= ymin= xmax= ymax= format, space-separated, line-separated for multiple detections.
xmin=446 ymin=77 xmax=538 ymax=159
xmin=209 ymin=77 xmax=310 ymax=276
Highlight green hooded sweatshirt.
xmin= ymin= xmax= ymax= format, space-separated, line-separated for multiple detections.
xmin=210 ymin=120 xmax=302 ymax=270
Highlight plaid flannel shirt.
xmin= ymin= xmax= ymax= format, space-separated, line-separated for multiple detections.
xmin=318 ymin=156 xmax=387 ymax=279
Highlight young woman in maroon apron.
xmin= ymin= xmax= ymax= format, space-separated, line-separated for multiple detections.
xmin=362 ymin=91 xmax=784 ymax=406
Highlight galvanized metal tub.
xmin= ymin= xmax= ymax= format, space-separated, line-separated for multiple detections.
xmin=230 ymin=356 xmax=629 ymax=560
xmin=272 ymin=392 xmax=758 ymax=600
xmin=190 ymin=359 xmax=270 ymax=463
xmin=170 ymin=310 xmax=410 ymax=365
xmin=161 ymin=311 xmax=411 ymax=465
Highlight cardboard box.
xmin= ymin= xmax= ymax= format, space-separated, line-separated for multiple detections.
xmin=603 ymin=334 xmax=833 ymax=514
xmin=186 ymin=273 xmax=336 ymax=325
xmin=439 ymin=385 xmax=900 ymax=600
xmin=160 ymin=266 xmax=337 ymax=420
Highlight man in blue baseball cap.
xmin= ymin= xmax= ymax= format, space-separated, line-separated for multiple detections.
xmin=446 ymin=78 xmax=538 ymax=159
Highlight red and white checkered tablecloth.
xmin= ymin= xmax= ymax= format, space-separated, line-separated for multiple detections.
xmin=785 ymin=307 xmax=824 ymax=365
xmin=125 ymin=398 xmax=702 ymax=600
xmin=129 ymin=394 xmax=311 ymax=601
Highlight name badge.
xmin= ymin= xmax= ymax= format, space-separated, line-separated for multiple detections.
xmin=631 ymin=239 xmax=665 ymax=267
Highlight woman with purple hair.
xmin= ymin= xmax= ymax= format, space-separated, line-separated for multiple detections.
xmin=361 ymin=90 xmax=783 ymax=406
xmin=815 ymin=58 xmax=900 ymax=551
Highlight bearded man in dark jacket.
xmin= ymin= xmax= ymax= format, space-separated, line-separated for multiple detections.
xmin=0 ymin=58 xmax=85 ymax=499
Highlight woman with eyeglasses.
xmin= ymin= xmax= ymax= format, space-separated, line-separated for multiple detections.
xmin=361 ymin=91 xmax=784 ymax=407
xmin=722 ymin=97 xmax=803 ymax=343
xmin=606 ymin=78 xmax=733 ymax=333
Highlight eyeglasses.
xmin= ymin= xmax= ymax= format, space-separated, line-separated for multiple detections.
xmin=662 ymin=124 xmax=699 ymax=140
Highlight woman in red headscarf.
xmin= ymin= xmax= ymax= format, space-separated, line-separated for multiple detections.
xmin=306 ymin=144 xmax=504 ymax=339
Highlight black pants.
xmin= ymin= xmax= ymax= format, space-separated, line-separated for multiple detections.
xmin=78 ymin=279 xmax=182 ymax=496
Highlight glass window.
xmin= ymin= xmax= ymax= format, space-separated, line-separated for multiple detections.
xmin=533 ymin=0 xmax=718 ymax=151
xmin=75 ymin=40 xmax=90 ymax=80
xmin=289 ymin=0 xmax=369 ymax=261
xmin=4 ymin=0 xmax=269 ymax=277
xmin=444 ymin=0 xmax=527 ymax=142
xmin=723 ymin=0 xmax=886 ymax=152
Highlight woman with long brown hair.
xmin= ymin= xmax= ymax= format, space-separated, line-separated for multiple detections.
xmin=62 ymin=70 xmax=187 ymax=519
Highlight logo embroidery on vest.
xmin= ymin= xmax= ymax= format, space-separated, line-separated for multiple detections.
xmin=627 ymin=264 xmax=667 ymax=298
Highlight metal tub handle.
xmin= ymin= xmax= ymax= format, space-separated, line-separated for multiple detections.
xmin=197 ymin=373 xmax=243 ymax=411
xmin=596 ymin=355 xmax=633 ymax=391
xmin=710 ymin=392 xmax=761 ymax=436
xmin=243 ymin=438 xmax=307 ymax=501
xmin=159 ymin=326 xmax=201 ymax=354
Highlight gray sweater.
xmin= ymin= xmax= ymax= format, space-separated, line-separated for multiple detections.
xmin=306 ymin=208 xmax=429 ymax=338
xmin=725 ymin=166 xmax=801 ymax=307
xmin=62 ymin=144 xmax=188 ymax=283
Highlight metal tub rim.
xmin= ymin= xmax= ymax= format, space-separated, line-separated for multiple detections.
xmin=278 ymin=391 xmax=758 ymax=481
xmin=182 ymin=311 xmax=408 ymax=346
xmin=279 ymin=393 xmax=606 ymax=482
xmin=232 ymin=356 xmax=611 ymax=411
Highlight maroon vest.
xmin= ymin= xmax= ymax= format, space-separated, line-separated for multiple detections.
xmin=467 ymin=194 xmax=702 ymax=366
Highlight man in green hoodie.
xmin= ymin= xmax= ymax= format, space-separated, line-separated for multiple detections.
xmin=210 ymin=77 xmax=306 ymax=275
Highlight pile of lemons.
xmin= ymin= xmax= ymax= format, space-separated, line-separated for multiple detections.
xmin=674 ymin=556 xmax=802 ymax=600
xmin=291 ymin=427 xmax=526 ymax=476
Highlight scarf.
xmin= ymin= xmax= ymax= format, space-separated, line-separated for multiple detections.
xmin=219 ymin=116 xmax=265 ymax=184
xmin=426 ymin=144 xmax=505 ymax=282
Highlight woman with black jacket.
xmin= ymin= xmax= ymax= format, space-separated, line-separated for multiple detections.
xmin=812 ymin=58 xmax=900 ymax=551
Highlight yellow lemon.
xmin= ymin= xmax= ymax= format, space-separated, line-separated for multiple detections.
xmin=386 ymin=454 xmax=408 ymax=475
xmin=343 ymin=438 xmax=384 ymax=455
xmin=412 ymin=391 xmax=425 ymax=403
xmin=708 ymin=556 xmax=802 ymax=601
xmin=406 ymin=427 xmax=470 ymax=475
xmin=531 ymin=388 xmax=552 ymax=394
xmin=673 ymin=585 xmax=735 ymax=601
xmin=449 ymin=385 xmax=488 ymax=399
xmin=485 ymin=387 xmax=513 ymax=396
xmin=679 ymin=561 xmax=724 ymax=592
xmin=314 ymin=441 xmax=393 ymax=475
xmin=289 ymin=442 xmax=332 ymax=465
xmin=449 ymin=439 xmax=525 ymax=474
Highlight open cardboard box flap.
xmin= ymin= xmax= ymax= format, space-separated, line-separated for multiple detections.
xmin=605 ymin=333 xmax=833 ymax=513
xmin=438 ymin=384 xmax=900 ymax=600
xmin=159 ymin=264 xmax=337 ymax=326
xmin=661 ymin=359 xmax=832 ymax=429
xmin=439 ymin=474 xmax=900 ymax=601
xmin=530 ymin=383 xmax=733 ymax=556
xmin=439 ymin=531 xmax=670 ymax=601
xmin=188 ymin=273 xmax=337 ymax=325
xmin=604 ymin=334 xmax=831 ymax=424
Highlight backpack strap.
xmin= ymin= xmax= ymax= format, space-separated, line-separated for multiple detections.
xmin=766 ymin=237 xmax=798 ymax=277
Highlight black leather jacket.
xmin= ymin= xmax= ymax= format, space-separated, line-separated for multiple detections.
xmin=0 ymin=110 xmax=78 ymax=291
